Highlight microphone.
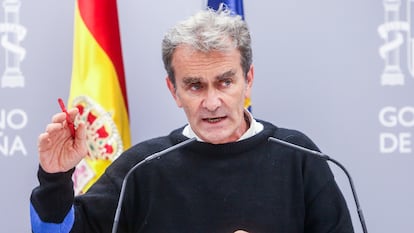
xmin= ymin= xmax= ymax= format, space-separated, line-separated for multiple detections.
xmin=111 ymin=137 xmax=196 ymax=233
xmin=268 ymin=137 xmax=368 ymax=233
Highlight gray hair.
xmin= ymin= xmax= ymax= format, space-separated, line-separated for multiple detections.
xmin=162 ymin=6 xmax=252 ymax=87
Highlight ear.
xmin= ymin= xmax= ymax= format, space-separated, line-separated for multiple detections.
xmin=166 ymin=76 xmax=183 ymax=107
xmin=244 ymin=65 xmax=254 ymax=98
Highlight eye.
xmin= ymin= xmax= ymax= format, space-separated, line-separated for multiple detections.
xmin=189 ymin=82 xmax=203 ymax=91
xmin=221 ymin=78 xmax=233 ymax=87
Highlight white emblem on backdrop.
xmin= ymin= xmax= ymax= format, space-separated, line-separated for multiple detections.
xmin=0 ymin=0 xmax=26 ymax=88
xmin=378 ymin=0 xmax=413 ymax=86
xmin=378 ymin=1 xmax=414 ymax=154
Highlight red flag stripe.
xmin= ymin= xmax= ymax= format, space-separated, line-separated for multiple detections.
xmin=77 ymin=0 xmax=129 ymax=113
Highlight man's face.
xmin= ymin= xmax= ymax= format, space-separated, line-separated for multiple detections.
xmin=167 ymin=45 xmax=254 ymax=144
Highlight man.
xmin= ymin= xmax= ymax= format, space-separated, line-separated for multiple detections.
xmin=30 ymin=7 xmax=354 ymax=233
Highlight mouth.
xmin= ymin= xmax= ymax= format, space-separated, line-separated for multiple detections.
xmin=203 ymin=116 xmax=226 ymax=123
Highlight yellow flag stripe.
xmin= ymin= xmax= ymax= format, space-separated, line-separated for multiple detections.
xmin=69 ymin=3 xmax=131 ymax=193
xmin=69 ymin=5 xmax=131 ymax=148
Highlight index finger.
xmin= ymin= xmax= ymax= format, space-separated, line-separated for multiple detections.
xmin=51 ymin=107 xmax=79 ymax=123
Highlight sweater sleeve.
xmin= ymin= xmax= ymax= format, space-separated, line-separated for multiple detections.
xmin=30 ymin=163 xmax=126 ymax=233
xmin=30 ymin=166 xmax=75 ymax=233
xmin=29 ymin=138 xmax=170 ymax=233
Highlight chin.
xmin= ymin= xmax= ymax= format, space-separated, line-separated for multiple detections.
xmin=202 ymin=134 xmax=235 ymax=144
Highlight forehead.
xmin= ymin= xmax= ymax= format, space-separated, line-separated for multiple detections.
xmin=171 ymin=45 xmax=242 ymax=77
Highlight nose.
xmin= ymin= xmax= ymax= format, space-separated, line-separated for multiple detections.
xmin=202 ymin=89 xmax=221 ymax=111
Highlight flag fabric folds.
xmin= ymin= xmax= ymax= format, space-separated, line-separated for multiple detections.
xmin=207 ymin=0 xmax=245 ymax=20
xmin=207 ymin=0 xmax=251 ymax=112
xmin=69 ymin=0 xmax=131 ymax=195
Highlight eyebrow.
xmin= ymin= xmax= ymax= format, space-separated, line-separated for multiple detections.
xmin=217 ymin=70 xmax=236 ymax=81
xmin=182 ymin=70 xmax=237 ymax=84
xmin=182 ymin=77 xmax=202 ymax=85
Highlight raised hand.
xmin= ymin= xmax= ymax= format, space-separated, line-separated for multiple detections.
xmin=38 ymin=108 xmax=87 ymax=173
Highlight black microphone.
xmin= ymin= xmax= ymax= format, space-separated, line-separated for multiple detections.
xmin=268 ymin=137 xmax=368 ymax=233
xmin=111 ymin=137 xmax=196 ymax=233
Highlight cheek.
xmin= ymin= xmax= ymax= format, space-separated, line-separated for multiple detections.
xmin=173 ymin=91 xmax=184 ymax=108
xmin=177 ymin=93 xmax=198 ymax=110
xmin=234 ymin=87 xmax=248 ymax=105
xmin=182 ymin=104 xmax=199 ymax=122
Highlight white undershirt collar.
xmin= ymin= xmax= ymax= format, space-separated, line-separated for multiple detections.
xmin=182 ymin=109 xmax=264 ymax=142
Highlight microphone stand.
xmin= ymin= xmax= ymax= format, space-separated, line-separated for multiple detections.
xmin=268 ymin=137 xmax=368 ymax=233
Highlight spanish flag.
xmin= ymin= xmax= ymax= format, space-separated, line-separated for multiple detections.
xmin=207 ymin=0 xmax=251 ymax=112
xmin=69 ymin=0 xmax=131 ymax=195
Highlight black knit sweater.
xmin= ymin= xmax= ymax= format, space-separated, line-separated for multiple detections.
xmin=30 ymin=120 xmax=354 ymax=233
